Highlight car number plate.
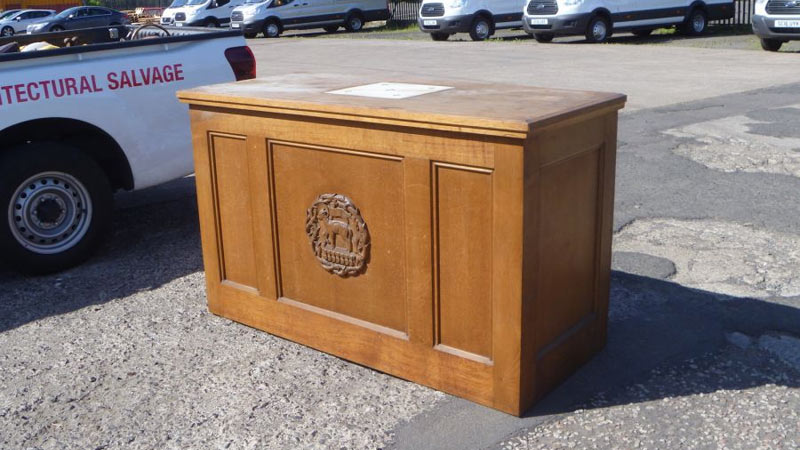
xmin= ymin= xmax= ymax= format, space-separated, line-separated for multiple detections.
xmin=774 ymin=19 xmax=800 ymax=28
xmin=175 ymin=22 xmax=184 ymax=26
xmin=423 ymin=19 xmax=437 ymax=26
xmin=529 ymin=18 xmax=548 ymax=25
xmin=231 ymin=22 xmax=240 ymax=28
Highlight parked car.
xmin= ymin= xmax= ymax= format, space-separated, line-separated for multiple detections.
xmin=230 ymin=0 xmax=389 ymax=38
xmin=752 ymin=0 xmax=800 ymax=51
xmin=171 ymin=0 xmax=245 ymax=28
xmin=522 ymin=0 xmax=734 ymax=43
xmin=0 ymin=9 xmax=55 ymax=36
xmin=160 ymin=0 xmax=188 ymax=25
xmin=417 ymin=0 xmax=525 ymax=41
xmin=0 ymin=25 xmax=255 ymax=273
xmin=27 ymin=6 xmax=127 ymax=34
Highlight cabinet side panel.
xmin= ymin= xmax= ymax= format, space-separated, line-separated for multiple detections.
xmin=537 ymin=147 xmax=600 ymax=349
xmin=434 ymin=163 xmax=494 ymax=361
xmin=210 ymin=133 xmax=258 ymax=289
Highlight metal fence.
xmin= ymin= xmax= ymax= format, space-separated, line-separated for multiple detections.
xmin=713 ymin=0 xmax=754 ymax=26
xmin=387 ymin=0 xmax=420 ymax=25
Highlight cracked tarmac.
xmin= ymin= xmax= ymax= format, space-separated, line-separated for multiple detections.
xmin=2 ymin=39 xmax=800 ymax=449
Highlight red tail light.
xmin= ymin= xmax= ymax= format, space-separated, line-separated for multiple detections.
xmin=224 ymin=46 xmax=256 ymax=81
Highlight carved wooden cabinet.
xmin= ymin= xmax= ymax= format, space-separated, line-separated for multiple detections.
xmin=178 ymin=76 xmax=626 ymax=416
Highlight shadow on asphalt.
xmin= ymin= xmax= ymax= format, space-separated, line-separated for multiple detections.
xmin=1 ymin=177 xmax=798 ymax=414
xmin=0 ymin=177 xmax=203 ymax=333
xmin=523 ymin=271 xmax=800 ymax=417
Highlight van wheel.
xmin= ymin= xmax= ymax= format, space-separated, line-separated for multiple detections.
xmin=0 ymin=143 xmax=113 ymax=275
xmin=631 ymin=29 xmax=652 ymax=37
xmin=1 ymin=26 xmax=14 ymax=37
xmin=204 ymin=18 xmax=219 ymax=28
xmin=469 ymin=15 xmax=491 ymax=41
xmin=430 ymin=32 xmax=450 ymax=41
xmin=345 ymin=12 xmax=364 ymax=32
xmin=324 ymin=25 xmax=339 ymax=33
xmin=585 ymin=15 xmax=610 ymax=43
xmin=534 ymin=33 xmax=554 ymax=43
xmin=682 ymin=8 xmax=707 ymax=35
xmin=760 ymin=38 xmax=783 ymax=51
xmin=263 ymin=19 xmax=281 ymax=38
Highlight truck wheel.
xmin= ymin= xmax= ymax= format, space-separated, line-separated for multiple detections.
xmin=263 ymin=19 xmax=281 ymax=37
xmin=430 ymin=32 xmax=450 ymax=41
xmin=323 ymin=25 xmax=339 ymax=33
xmin=760 ymin=38 xmax=783 ymax=51
xmin=344 ymin=12 xmax=364 ymax=32
xmin=682 ymin=8 xmax=707 ymax=35
xmin=534 ymin=33 xmax=554 ymax=43
xmin=585 ymin=15 xmax=610 ymax=43
xmin=469 ymin=15 xmax=491 ymax=41
xmin=631 ymin=29 xmax=652 ymax=37
xmin=0 ymin=143 xmax=113 ymax=274
xmin=1 ymin=26 xmax=13 ymax=37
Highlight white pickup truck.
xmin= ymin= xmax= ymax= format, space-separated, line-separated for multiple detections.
xmin=0 ymin=25 xmax=255 ymax=274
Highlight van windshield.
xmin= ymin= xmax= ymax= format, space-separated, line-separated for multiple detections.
xmin=185 ymin=0 xmax=207 ymax=5
xmin=244 ymin=0 xmax=268 ymax=4
xmin=169 ymin=0 xmax=188 ymax=7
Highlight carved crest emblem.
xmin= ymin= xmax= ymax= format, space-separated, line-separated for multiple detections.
xmin=305 ymin=193 xmax=370 ymax=277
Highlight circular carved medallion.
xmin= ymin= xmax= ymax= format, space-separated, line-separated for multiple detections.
xmin=305 ymin=193 xmax=370 ymax=277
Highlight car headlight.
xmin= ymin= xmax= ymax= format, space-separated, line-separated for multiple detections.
xmin=449 ymin=0 xmax=467 ymax=8
xmin=562 ymin=0 xmax=584 ymax=5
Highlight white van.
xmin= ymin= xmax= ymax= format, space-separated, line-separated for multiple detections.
xmin=417 ymin=0 xmax=525 ymax=41
xmin=160 ymin=0 xmax=188 ymax=25
xmin=172 ymin=0 xmax=246 ymax=27
xmin=522 ymin=0 xmax=734 ymax=42
xmin=230 ymin=0 xmax=389 ymax=38
xmin=752 ymin=0 xmax=800 ymax=51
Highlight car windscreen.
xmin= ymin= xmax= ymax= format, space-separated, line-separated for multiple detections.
xmin=244 ymin=0 xmax=268 ymax=4
xmin=185 ymin=0 xmax=206 ymax=5
xmin=0 ymin=10 xmax=19 ymax=20
xmin=169 ymin=0 xmax=189 ymax=7
xmin=54 ymin=7 xmax=80 ymax=19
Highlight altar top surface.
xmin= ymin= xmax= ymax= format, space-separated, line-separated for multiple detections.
xmin=178 ymin=73 xmax=626 ymax=138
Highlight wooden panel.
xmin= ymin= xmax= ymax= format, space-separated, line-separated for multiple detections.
xmin=434 ymin=162 xmax=493 ymax=361
xmin=210 ymin=133 xmax=258 ymax=288
xmin=537 ymin=147 xmax=601 ymax=350
xmin=270 ymin=142 xmax=408 ymax=334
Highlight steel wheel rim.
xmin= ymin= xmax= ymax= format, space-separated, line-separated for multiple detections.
xmin=592 ymin=20 xmax=606 ymax=41
xmin=267 ymin=23 xmax=278 ymax=36
xmin=8 ymin=172 xmax=93 ymax=255
xmin=350 ymin=17 xmax=361 ymax=30
xmin=692 ymin=13 xmax=705 ymax=32
xmin=475 ymin=20 xmax=489 ymax=39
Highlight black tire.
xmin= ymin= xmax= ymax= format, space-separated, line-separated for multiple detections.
xmin=681 ymin=8 xmax=707 ymax=35
xmin=534 ymin=33 xmax=554 ymax=43
xmin=263 ymin=19 xmax=281 ymax=38
xmin=585 ymin=15 xmax=611 ymax=43
xmin=469 ymin=15 xmax=492 ymax=41
xmin=204 ymin=18 xmax=219 ymax=28
xmin=631 ymin=29 xmax=653 ymax=37
xmin=430 ymin=32 xmax=450 ymax=41
xmin=50 ymin=25 xmax=64 ymax=32
xmin=244 ymin=32 xmax=257 ymax=38
xmin=760 ymin=38 xmax=783 ymax=51
xmin=323 ymin=25 xmax=339 ymax=33
xmin=0 ymin=143 xmax=113 ymax=275
xmin=344 ymin=12 xmax=364 ymax=32
xmin=1 ymin=26 xmax=14 ymax=37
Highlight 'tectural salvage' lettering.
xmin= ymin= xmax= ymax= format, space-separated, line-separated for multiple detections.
xmin=0 ymin=64 xmax=185 ymax=107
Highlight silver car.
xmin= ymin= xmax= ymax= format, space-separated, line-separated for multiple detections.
xmin=0 ymin=9 xmax=55 ymax=36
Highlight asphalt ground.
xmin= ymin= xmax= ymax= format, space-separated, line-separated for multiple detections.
xmin=2 ymin=30 xmax=800 ymax=449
